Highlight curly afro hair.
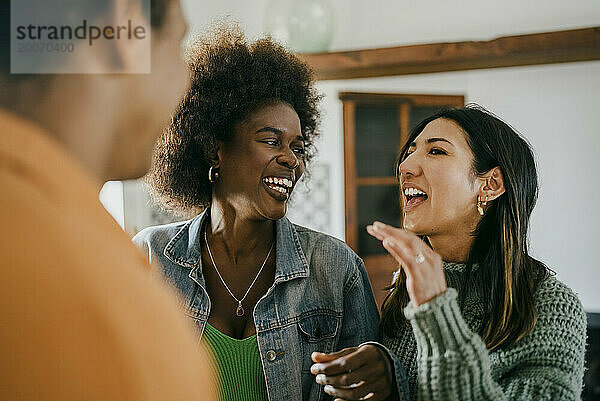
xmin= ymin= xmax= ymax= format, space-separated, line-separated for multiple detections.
xmin=146 ymin=26 xmax=321 ymax=215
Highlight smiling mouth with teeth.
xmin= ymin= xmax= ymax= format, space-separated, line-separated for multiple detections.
xmin=263 ymin=176 xmax=293 ymax=194
xmin=403 ymin=187 xmax=428 ymax=209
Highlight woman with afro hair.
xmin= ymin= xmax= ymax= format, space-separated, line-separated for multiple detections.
xmin=133 ymin=27 xmax=408 ymax=401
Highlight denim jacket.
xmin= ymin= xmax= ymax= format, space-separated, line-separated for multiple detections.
xmin=133 ymin=211 xmax=408 ymax=401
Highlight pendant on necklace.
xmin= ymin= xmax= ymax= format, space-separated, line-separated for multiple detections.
xmin=236 ymin=301 xmax=245 ymax=317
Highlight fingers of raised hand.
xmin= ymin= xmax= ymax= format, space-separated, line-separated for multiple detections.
xmin=378 ymin=235 xmax=421 ymax=273
xmin=367 ymin=222 xmax=446 ymax=306
xmin=379 ymin=222 xmax=423 ymax=248
xmin=380 ymin=237 xmax=408 ymax=267
xmin=366 ymin=224 xmax=385 ymax=241
xmin=366 ymin=221 xmax=403 ymax=241
xmin=369 ymin=222 xmax=439 ymax=269
xmin=368 ymin=222 xmax=421 ymax=252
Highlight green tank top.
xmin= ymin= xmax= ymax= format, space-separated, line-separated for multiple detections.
xmin=203 ymin=323 xmax=269 ymax=401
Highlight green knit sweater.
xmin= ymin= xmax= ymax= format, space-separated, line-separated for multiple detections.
xmin=203 ymin=323 xmax=268 ymax=401
xmin=383 ymin=262 xmax=587 ymax=401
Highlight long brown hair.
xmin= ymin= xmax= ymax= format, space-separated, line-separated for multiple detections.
xmin=381 ymin=105 xmax=551 ymax=351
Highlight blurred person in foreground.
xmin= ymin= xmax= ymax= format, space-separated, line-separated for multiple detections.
xmin=0 ymin=1 xmax=216 ymax=400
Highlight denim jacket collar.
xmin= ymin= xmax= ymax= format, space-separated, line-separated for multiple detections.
xmin=163 ymin=210 xmax=309 ymax=283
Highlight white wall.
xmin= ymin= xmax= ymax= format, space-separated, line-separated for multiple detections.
xmin=169 ymin=1 xmax=600 ymax=310
xmin=181 ymin=0 xmax=600 ymax=50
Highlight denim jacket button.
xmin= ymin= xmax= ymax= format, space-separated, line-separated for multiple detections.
xmin=265 ymin=350 xmax=277 ymax=362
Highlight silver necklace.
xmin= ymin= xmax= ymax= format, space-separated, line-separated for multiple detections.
xmin=204 ymin=230 xmax=274 ymax=317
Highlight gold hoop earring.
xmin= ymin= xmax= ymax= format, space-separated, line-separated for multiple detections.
xmin=477 ymin=195 xmax=488 ymax=216
xmin=208 ymin=166 xmax=220 ymax=183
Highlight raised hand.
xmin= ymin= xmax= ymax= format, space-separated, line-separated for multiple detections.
xmin=367 ymin=221 xmax=446 ymax=307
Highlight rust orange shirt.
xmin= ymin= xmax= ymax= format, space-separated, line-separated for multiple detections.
xmin=0 ymin=109 xmax=216 ymax=400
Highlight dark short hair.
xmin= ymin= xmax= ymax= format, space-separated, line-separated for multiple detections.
xmin=146 ymin=27 xmax=321 ymax=214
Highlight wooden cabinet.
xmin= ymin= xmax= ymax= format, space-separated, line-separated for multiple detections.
xmin=340 ymin=92 xmax=464 ymax=309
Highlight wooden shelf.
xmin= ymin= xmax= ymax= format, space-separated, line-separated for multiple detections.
xmin=339 ymin=92 xmax=465 ymax=107
xmin=299 ymin=26 xmax=600 ymax=80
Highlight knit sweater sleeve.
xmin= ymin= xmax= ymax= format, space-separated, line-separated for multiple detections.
xmin=404 ymin=280 xmax=587 ymax=401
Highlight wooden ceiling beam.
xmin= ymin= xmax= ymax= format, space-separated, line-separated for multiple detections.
xmin=299 ymin=27 xmax=600 ymax=80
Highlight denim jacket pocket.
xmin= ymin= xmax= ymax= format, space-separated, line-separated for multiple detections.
xmin=298 ymin=312 xmax=340 ymax=372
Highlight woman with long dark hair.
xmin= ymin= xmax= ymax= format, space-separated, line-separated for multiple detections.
xmin=311 ymin=105 xmax=586 ymax=400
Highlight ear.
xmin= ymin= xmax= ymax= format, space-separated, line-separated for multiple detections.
xmin=208 ymin=140 xmax=224 ymax=167
xmin=480 ymin=166 xmax=505 ymax=202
